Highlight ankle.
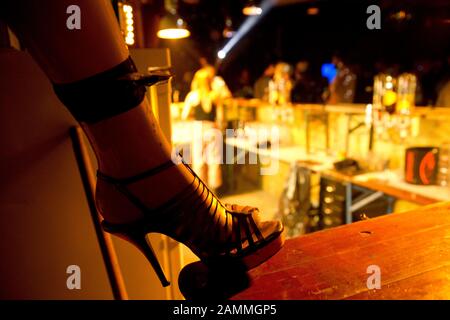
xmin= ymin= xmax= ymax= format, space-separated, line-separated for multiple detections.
xmin=82 ymin=100 xmax=175 ymax=178
xmin=95 ymin=163 xmax=195 ymax=224
xmin=95 ymin=178 xmax=144 ymax=224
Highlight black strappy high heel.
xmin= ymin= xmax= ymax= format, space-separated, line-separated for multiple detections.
xmin=97 ymin=157 xmax=284 ymax=287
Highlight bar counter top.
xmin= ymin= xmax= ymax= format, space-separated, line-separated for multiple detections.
xmin=232 ymin=202 xmax=450 ymax=299
xmin=223 ymin=99 xmax=450 ymax=119
xmin=225 ymin=137 xmax=450 ymax=205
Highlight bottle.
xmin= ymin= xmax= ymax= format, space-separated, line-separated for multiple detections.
xmin=437 ymin=143 xmax=450 ymax=187
xmin=373 ymin=73 xmax=397 ymax=114
xmin=396 ymin=73 xmax=416 ymax=115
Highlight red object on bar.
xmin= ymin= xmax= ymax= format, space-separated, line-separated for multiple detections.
xmin=404 ymin=147 xmax=439 ymax=185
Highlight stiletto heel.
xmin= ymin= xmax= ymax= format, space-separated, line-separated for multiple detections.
xmin=103 ymin=223 xmax=170 ymax=287
xmin=97 ymin=156 xmax=284 ymax=287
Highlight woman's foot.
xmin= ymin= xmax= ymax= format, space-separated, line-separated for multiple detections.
xmin=72 ymin=74 xmax=284 ymax=275
xmin=96 ymin=156 xmax=284 ymax=270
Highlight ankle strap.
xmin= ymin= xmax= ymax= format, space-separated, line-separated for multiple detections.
xmin=97 ymin=159 xmax=176 ymax=185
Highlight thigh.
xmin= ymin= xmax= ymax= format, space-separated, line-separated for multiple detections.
xmin=3 ymin=0 xmax=128 ymax=83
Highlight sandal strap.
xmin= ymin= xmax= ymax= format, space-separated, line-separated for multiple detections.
xmin=117 ymin=72 xmax=171 ymax=87
xmin=97 ymin=158 xmax=204 ymax=221
xmin=97 ymin=159 xmax=176 ymax=185
xmin=98 ymin=156 xmax=267 ymax=257
xmin=248 ymin=215 xmax=264 ymax=241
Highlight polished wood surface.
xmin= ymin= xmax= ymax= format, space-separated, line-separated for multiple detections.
xmin=232 ymin=203 xmax=450 ymax=299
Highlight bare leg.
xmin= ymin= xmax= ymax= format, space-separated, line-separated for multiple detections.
xmin=3 ymin=0 xmax=283 ymax=273
xmin=4 ymin=0 xmax=195 ymax=223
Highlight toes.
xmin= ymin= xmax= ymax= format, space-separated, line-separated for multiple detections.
xmin=225 ymin=203 xmax=262 ymax=224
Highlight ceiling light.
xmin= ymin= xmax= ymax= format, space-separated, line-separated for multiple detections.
xmin=157 ymin=27 xmax=190 ymax=39
xmin=222 ymin=17 xmax=235 ymax=38
xmin=307 ymin=7 xmax=319 ymax=15
xmin=157 ymin=0 xmax=190 ymax=39
xmin=243 ymin=1 xmax=262 ymax=16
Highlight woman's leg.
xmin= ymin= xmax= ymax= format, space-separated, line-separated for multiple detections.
xmin=3 ymin=0 xmax=283 ymax=270
xmin=3 ymin=0 xmax=196 ymax=223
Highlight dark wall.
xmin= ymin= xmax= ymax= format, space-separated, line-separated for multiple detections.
xmin=160 ymin=0 xmax=450 ymax=104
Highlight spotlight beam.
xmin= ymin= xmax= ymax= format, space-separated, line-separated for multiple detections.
xmin=217 ymin=0 xmax=276 ymax=60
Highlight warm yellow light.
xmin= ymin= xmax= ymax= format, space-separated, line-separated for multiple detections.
xmin=121 ymin=4 xmax=135 ymax=46
xmin=157 ymin=28 xmax=190 ymax=39
xmin=123 ymin=5 xmax=132 ymax=13
xmin=307 ymin=7 xmax=319 ymax=15
xmin=383 ymin=91 xmax=397 ymax=106
xmin=386 ymin=82 xmax=393 ymax=90
xmin=243 ymin=5 xmax=262 ymax=16
xmin=223 ymin=29 xmax=235 ymax=38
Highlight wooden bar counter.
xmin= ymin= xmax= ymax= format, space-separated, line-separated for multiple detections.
xmin=231 ymin=203 xmax=450 ymax=300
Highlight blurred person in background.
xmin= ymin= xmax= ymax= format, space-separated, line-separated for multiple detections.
xmin=291 ymin=60 xmax=326 ymax=103
xmin=269 ymin=62 xmax=293 ymax=105
xmin=233 ymin=68 xmax=254 ymax=98
xmin=182 ymin=57 xmax=231 ymax=191
xmin=328 ymin=54 xmax=357 ymax=104
xmin=254 ymin=63 xmax=275 ymax=100
xmin=436 ymin=56 xmax=450 ymax=107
